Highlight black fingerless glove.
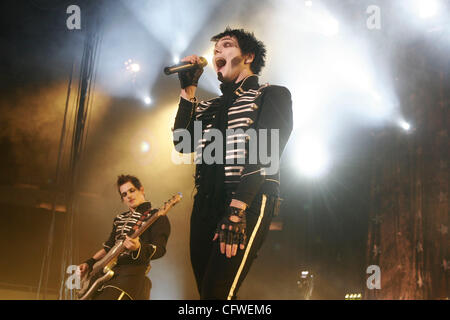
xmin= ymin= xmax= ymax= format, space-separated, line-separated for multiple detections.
xmin=215 ymin=207 xmax=247 ymax=248
xmin=178 ymin=65 xmax=204 ymax=89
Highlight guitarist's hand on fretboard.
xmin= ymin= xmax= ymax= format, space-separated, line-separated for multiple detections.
xmin=124 ymin=235 xmax=141 ymax=251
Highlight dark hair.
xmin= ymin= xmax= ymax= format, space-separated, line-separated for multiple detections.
xmin=211 ymin=27 xmax=267 ymax=75
xmin=117 ymin=174 xmax=142 ymax=197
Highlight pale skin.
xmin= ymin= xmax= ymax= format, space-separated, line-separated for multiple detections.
xmin=180 ymin=35 xmax=255 ymax=258
xmin=78 ymin=182 xmax=146 ymax=277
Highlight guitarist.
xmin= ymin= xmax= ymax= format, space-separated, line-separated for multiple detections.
xmin=78 ymin=174 xmax=171 ymax=300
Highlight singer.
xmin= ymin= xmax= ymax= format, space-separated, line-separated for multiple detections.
xmin=172 ymin=28 xmax=293 ymax=299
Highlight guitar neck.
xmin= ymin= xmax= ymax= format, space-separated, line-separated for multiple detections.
xmin=98 ymin=210 xmax=161 ymax=267
xmin=129 ymin=210 xmax=161 ymax=240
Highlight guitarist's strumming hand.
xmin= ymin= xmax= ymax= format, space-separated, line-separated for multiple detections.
xmin=124 ymin=235 xmax=141 ymax=251
xmin=79 ymin=263 xmax=89 ymax=277
xmin=78 ymin=248 xmax=107 ymax=277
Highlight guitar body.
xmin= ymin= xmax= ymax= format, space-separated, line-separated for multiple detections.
xmin=78 ymin=244 xmax=121 ymax=300
xmin=78 ymin=268 xmax=115 ymax=300
xmin=76 ymin=193 xmax=181 ymax=300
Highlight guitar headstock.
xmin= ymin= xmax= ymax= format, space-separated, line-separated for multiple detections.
xmin=159 ymin=192 xmax=182 ymax=215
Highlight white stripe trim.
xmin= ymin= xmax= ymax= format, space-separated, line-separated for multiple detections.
xmin=228 ymin=108 xmax=254 ymax=116
xmin=225 ymin=166 xmax=244 ymax=170
xmin=228 ymin=117 xmax=252 ymax=124
xmin=225 ymin=172 xmax=241 ymax=176
xmin=227 ymin=194 xmax=267 ymax=300
xmin=228 ymin=123 xmax=250 ymax=129
xmin=235 ymin=96 xmax=258 ymax=102
xmin=228 ymin=103 xmax=254 ymax=111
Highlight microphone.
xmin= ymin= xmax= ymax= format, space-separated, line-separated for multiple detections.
xmin=164 ymin=57 xmax=208 ymax=75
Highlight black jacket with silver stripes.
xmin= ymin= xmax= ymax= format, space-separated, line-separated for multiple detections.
xmin=173 ymin=75 xmax=293 ymax=207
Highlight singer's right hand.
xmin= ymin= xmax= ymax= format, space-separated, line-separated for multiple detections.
xmin=178 ymin=55 xmax=204 ymax=92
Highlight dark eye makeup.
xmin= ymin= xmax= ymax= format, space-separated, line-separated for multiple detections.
xmin=121 ymin=188 xmax=136 ymax=198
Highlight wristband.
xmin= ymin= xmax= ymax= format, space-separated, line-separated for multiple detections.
xmin=84 ymin=257 xmax=97 ymax=270
xmin=229 ymin=206 xmax=245 ymax=218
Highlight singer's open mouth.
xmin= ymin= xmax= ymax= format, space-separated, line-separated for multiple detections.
xmin=215 ymin=57 xmax=226 ymax=68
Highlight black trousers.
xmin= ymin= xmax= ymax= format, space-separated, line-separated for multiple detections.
xmin=91 ymin=265 xmax=152 ymax=300
xmin=190 ymin=193 xmax=277 ymax=300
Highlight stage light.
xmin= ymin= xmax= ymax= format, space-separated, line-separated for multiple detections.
xmin=296 ymin=137 xmax=329 ymax=178
xmin=124 ymin=59 xmax=141 ymax=73
xmin=398 ymin=120 xmax=411 ymax=131
xmin=416 ymin=0 xmax=439 ymax=19
xmin=203 ymin=52 xmax=214 ymax=68
xmin=321 ymin=17 xmax=339 ymax=36
xmin=297 ymin=270 xmax=314 ymax=300
xmin=140 ymin=141 xmax=150 ymax=153
xmin=144 ymin=97 xmax=152 ymax=105
xmin=130 ymin=63 xmax=140 ymax=73
xmin=173 ymin=56 xmax=180 ymax=64
xmin=345 ymin=293 xmax=362 ymax=300
xmin=305 ymin=0 xmax=312 ymax=7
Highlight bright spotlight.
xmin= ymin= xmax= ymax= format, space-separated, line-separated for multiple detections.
xmin=318 ymin=15 xmax=340 ymax=36
xmin=144 ymin=97 xmax=152 ymax=105
xmin=203 ymin=53 xmax=213 ymax=67
xmin=124 ymin=59 xmax=141 ymax=73
xmin=305 ymin=0 xmax=312 ymax=7
xmin=130 ymin=63 xmax=140 ymax=73
xmin=173 ymin=56 xmax=180 ymax=64
xmin=141 ymin=141 xmax=150 ymax=153
xmin=297 ymin=137 xmax=329 ymax=177
xmin=398 ymin=120 xmax=411 ymax=131
xmin=325 ymin=19 xmax=339 ymax=36
xmin=417 ymin=0 xmax=439 ymax=19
